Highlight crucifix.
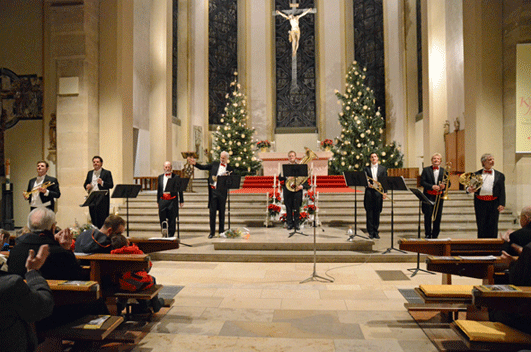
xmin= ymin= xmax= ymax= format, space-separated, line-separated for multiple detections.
xmin=274 ymin=2 xmax=316 ymax=91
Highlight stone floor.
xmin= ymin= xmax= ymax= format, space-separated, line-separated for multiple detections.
xmin=132 ymin=259 xmax=483 ymax=351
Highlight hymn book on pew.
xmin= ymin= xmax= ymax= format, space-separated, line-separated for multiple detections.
xmin=58 ymin=280 xmax=97 ymax=286
xmin=80 ymin=315 xmax=111 ymax=329
xmin=477 ymin=285 xmax=521 ymax=292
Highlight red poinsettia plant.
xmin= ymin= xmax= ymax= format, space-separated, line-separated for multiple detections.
xmin=320 ymin=139 xmax=334 ymax=147
xmin=268 ymin=190 xmax=281 ymax=204
xmin=304 ymin=204 xmax=316 ymax=215
xmin=268 ymin=204 xmax=281 ymax=216
xmin=279 ymin=213 xmax=287 ymax=223
xmin=306 ymin=190 xmax=315 ymax=202
xmin=257 ymin=140 xmax=271 ymax=149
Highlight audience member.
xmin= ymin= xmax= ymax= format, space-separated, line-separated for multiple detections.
xmin=500 ymin=205 xmax=531 ymax=256
xmin=74 ymin=214 xmax=125 ymax=254
xmin=110 ymin=234 xmax=164 ymax=313
xmin=8 ymin=208 xmax=83 ymax=280
xmin=0 ymin=245 xmax=54 ymax=352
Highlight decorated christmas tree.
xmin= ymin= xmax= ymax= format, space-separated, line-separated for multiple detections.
xmin=212 ymin=72 xmax=261 ymax=176
xmin=328 ymin=61 xmax=403 ymax=175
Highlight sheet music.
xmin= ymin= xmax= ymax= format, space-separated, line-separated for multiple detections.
xmin=458 ymin=255 xmax=497 ymax=261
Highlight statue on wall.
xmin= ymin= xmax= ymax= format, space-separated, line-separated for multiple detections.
xmin=454 ymin=117 xmax=460 ymax=132
xmin=443 ymin=120 xmax=450 ymax=135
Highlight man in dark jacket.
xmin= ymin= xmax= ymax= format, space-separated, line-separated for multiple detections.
xmin=188 ymin=151 xmax=235 ymax=238
xmin=0 ymin=244 xmax=53 ymax=352
xmin=83 ymin=155 xmax=114 ymax=228
xmin=500 ymin=205 xmax=531 ymax=256
xmin=157 ymin=161 xmax=184 ymax=237
xmin=8 ymin=208 xmax=82 ymax=280
xmin=24 ymin=160 xmax=61 ymax=212
xmin=75 ymin=214 xmax=126 ymax=253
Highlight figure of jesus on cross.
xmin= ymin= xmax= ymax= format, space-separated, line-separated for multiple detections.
xmin=274 ymin=2 xmax=316 ymax=90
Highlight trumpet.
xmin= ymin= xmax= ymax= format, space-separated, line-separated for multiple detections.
xmin=23 ymin=181 xmax=55 ymax=199
xmin=431 ymin=162 xmax=451 ymax=222
xmin=367 ymin=176 xmax=394 ymax=203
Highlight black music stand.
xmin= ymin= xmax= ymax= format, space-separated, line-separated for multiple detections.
xmin=111 ymin=184 xmax=142 ymax=237
xmin=217 ymin=174 xmax=241 ymax=231
xmin=283 ymin=164 xmax=309 ymax=237
xmin=382 ymin=176 xmax=408 ymax=254
xmin=166 ymin=177 xmax=191 ymax=246
xmin=408 ymin=188 xmax=436 ymax=277
xmin=80 ymin=190 xmax=108 ymax=228
xmin=343 ymin=171 xmax=369 ymax=240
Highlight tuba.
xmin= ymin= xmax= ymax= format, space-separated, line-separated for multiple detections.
xmin=459 ymin=172 xmax=483 ymax=191
xmin=286 ymin=147 xmax=318 ymax=192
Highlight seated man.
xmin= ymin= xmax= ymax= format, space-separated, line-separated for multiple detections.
xmin=74 ymin=214 xmax=126 ymax=254
xmin=489 ymin=242 xmax=531 ymax=334
xmin=0 ymin=244 xmax=54 ymax=352
xmin=8 ymin=207 xmax=83 ymax=280
xmin=500 ymin=205 xmax=531 ymax=256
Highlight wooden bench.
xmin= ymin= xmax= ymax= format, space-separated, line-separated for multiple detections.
xmin=47 ymin=280 xmax=100 ymax=306
xmin=128 ymin=238 xmax=180 ymax=254
xmin=450 ymin=319 xmax=531 ymax=351
xmin=405 ymin=285 xmax=474 ymax=321
xmin=76 ymin=253 xmax=151 ymax=286
xmin=425 ymin=256 xmax=505 ymax=285
xmin=109 ymin=284 xmax=164 ymax=319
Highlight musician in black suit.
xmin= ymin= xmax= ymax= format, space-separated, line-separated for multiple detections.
xmin=24 ymin=160 xmax=61 ymax=211
xmin=420 ymin=153 xmax=447 ymax=239
xmin=363 ymin=152 xmax=387 ymax=239
xmin=279 ymin=151 xmax=310 ymax=231
xmin=83 ymin=156 xmax=114 ymax=228
xmin=157 ymin=161 xmax=184 ymax=237
xmin=467 ymin=153 xmax=505 ymax=238
xmin=188 ymin=151 xmax=234 ymax=238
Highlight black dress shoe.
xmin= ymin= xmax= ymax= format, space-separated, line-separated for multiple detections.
xmin=295 ymin=226 xmax=300 ymax=231
xmin=287 ymin=225 xmax=294 ymax=230
xmin=208 ymin=233 xmax=215 ymax=239
xmin=368 ymin=234 xmax=375 ymax=239
xmin=374 ymin=234 xmax=380 ymax=239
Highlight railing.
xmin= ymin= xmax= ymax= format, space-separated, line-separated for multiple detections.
xmin=134 ymin=177 xmax=158 ymax=191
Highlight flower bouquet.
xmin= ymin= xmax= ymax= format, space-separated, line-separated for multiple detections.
xmin=279 ymin=213 xmax=287 ymax=223
xmin=299 ymin=211 xmax=309 ymax=225
xmin=306 ymin=190 xmax=315 ymax=202
xmin=268 ymin=204 xmax=281 ymax=217
xmin=269 ymin=190 xmax=281 ymax=204
xmin=304 ymin=204 xmax=316 ymax=215
xmin=256 ymin=140 xmax=271 ymax=150
xmin=221 ymin=227 xmax=250 ymax=239
xmin=320 ymin=139 xmax=333 ymax=150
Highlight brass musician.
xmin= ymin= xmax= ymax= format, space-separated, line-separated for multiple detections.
xmin=24 ymin=160 xmax=61 ymax=212
xmin=279 ymin=150 xmax=311 ymax=231
xmin=363 ymin=152 xmax=387 ymax=240
xmin=420 ymin=153 xmax=448 ymax=239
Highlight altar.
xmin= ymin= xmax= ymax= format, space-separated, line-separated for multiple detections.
xmin=258 ymin=151 xmax=333 ymax=176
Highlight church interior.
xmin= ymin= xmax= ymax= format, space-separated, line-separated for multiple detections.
xmin=2 ymin=0 xmax=531 ymax=351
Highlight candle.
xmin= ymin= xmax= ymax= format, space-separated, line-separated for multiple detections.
xmin=274 ymin=173 xmax=277 ymax=189
xmin=5 ymin=158 xmax=10 ymax=179
xmin=277 ymin=162 xmax=281 ymax=175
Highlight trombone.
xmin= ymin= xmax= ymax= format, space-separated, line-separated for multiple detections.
xmin=23 ymin=181 xmax=55 ymax=199
xmin=431 ymin=162 xmax=451 ymax=221
xmin=367 ymin=176 xmax=394 ymax=203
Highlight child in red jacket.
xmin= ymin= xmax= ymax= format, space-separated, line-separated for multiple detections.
xmin=111 ymin=234 xmax=164 ymax=313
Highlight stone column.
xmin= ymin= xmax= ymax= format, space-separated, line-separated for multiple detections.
xmin=49 ymin=0 xmax=100 ymax=225
xmin=463 ymin=0 xmax=503 ymax=171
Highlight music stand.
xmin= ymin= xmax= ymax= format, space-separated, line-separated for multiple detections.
xmin=382 ymin=176 xmax=408 ymax=254
xmin=217 ymin=174 xmax=241 ymax=231
xmin=408 ymin=188 xmax=436 ymax=277
xmin=343 ymin=171 xmax=370 ymax=240
xmin=283 ymin=164 xmax=309 ymax=237
xmin=111 ymin=184 xmax=142 ymax=237
xmin=80 ymin=190 xmax=108 ymax=219
xmin=165 ymin=177 xmax=191 ymax=246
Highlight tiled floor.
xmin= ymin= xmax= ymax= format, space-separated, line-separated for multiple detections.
xmin=133 ymin=261 xmax=483 ymax=351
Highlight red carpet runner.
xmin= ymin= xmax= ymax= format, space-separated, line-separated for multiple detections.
xmin=230 ymin=175 xmax=360 ymax=194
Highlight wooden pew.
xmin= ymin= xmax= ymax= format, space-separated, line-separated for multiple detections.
xmin=425 ymin=256 xmax=505 ymax=285
xmin=47 ymin=280 xmax=100 ymax=306
xmin=449 ymin=285 xmax=531 ymax=351
xmin=128 ymin=238 xmax=180 ymax=254
xmin=399 ymin=238 xmax=505 ymax=284
xmin=406 ymin=285 xmax=474 ymax=321
xmin=399 ymin=238 xmax=504 ymax=257
xmin=76 ymin=253 xmax=151 ymax=286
